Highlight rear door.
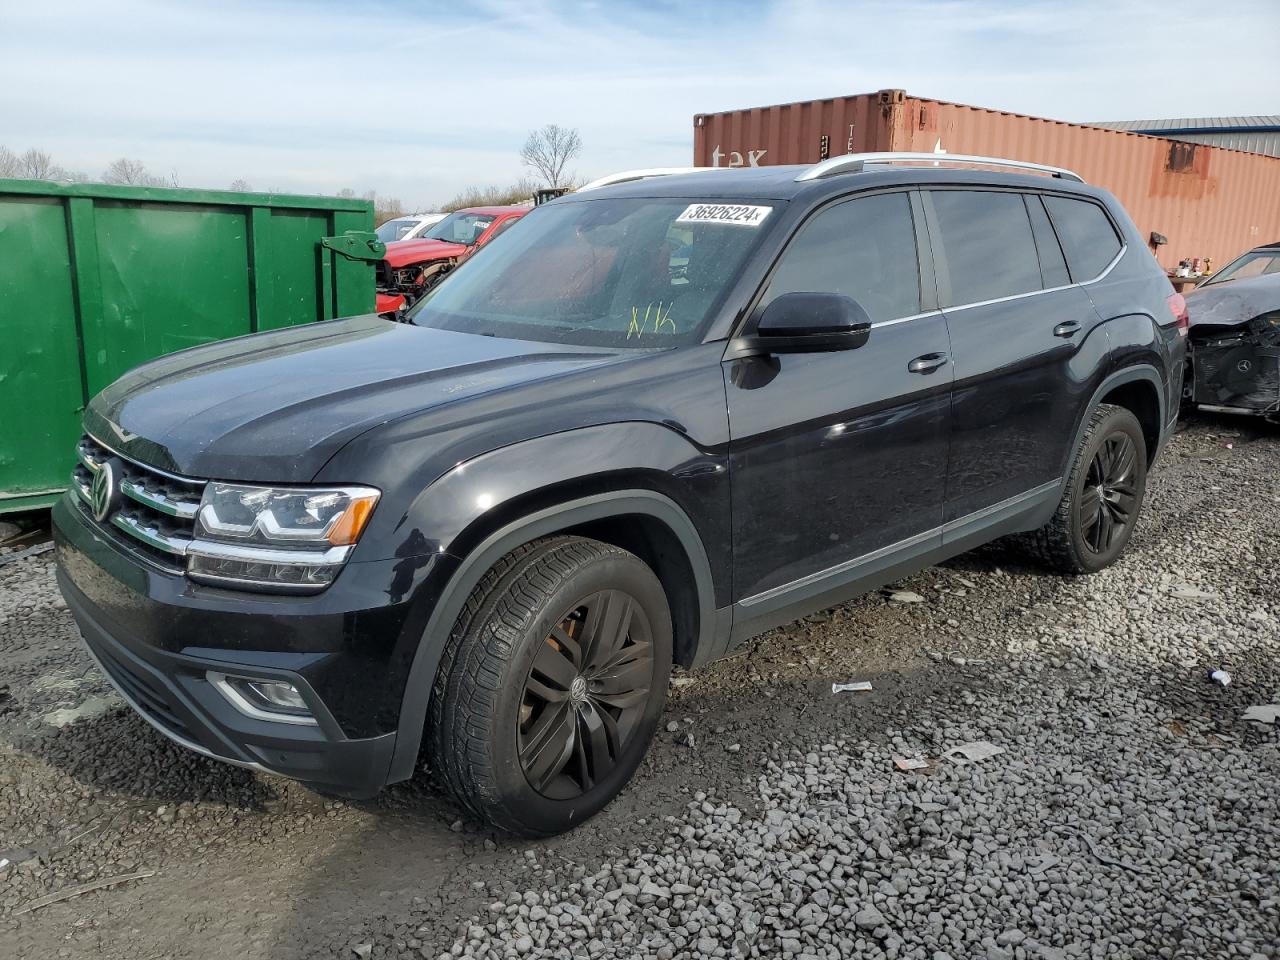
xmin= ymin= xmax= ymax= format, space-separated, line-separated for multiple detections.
xmin=725 ymin=190 xmax=952 ymax=616
xmin=925 ymin=189 xmax=1106 ymax=527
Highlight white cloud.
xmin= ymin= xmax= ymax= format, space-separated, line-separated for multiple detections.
xmin=1 ymin=0 xmax=1275 ymax=205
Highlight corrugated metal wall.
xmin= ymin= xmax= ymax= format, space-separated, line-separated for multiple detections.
xmin=1146 ymin=131 xmax=1280 ymax=159
xmin=693 ymin=91 xmax=1280 ymax=271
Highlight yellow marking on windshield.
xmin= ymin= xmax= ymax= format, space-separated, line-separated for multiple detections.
xmin=627 ymin=301 xmax=678 ymax=340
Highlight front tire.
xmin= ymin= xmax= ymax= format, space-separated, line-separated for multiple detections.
xmin=1024 ymin=403 xmax=1148 ymax=574
xmin=428 ymin=536 xmax=672 ymax=836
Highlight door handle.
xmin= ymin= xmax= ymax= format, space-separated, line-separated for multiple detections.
xmin=907 ymin=352 xmax=949 ymax=374
xmin=1053 ymin=320 xmax=1082 ymax=338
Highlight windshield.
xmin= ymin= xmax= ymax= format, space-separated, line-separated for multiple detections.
xmin=376 ymin=218 xmax=421 ymax=242
xmin=1202 ymin=249 xmax=1280 ymax=286
xmin=424 ymin=211 xmax=497 ymax=246
xmin=408 ymin=198 xmax=775 ymax=348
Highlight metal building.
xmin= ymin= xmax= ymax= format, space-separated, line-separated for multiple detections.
xmin=693 ymin=90 xmax=1280 ymax=273
xmin=1089 ymin=117 xmax=1280 ymax=159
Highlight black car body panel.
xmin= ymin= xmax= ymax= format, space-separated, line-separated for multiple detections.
xmin=84 ymin=314 xmax=630 ymax=482
xmin=54 ymin=162 xmax=1185 ymax=797
xmin=1186 ymin=272 xmax=1280 ymax=415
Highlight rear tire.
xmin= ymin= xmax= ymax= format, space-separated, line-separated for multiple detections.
xmin=1022 ymin=403 xmax=1148 ymax=575
xmin=427 ymin=536 xmax=672 ymax=836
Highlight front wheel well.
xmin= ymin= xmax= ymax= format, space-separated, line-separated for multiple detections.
xmin=1098 ymin=377 xmax=1161 ymax=461
xmin=562 ymin=514 xmax=701 ymax=668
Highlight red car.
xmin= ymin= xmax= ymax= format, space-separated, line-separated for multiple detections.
xmin=376 ymin=205 xmax=528 ymax=314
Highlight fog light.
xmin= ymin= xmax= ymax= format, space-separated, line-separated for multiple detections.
xmin=207 ymin=672 xmax=318 ymax=726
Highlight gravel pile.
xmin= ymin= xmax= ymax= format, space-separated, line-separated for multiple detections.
xmin=424 ymin=666 xmax=1279 ymax=960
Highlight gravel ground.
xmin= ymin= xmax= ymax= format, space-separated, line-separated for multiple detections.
xmin=2 ymin=413 xmax=1278 ymax=959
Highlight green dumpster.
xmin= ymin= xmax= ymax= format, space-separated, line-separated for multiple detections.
xmin=0 ymin=179 xmax=377 ymax=514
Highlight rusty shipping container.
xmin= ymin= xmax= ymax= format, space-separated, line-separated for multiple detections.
xmin=693 ymin=89 xmax=1280 ymax=271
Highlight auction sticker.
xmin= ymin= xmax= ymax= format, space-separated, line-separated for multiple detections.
xmin=675 ymin=203 xmax=772 ymax=226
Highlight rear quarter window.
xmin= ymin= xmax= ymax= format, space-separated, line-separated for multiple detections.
xmin=1043 ymin=196 xmax=1123 ymax=281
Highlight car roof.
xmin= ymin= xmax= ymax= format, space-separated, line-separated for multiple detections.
xmin=561 ymin=164 xmax=1106 ymax=206
xmin=457 ymin=205 xmax=529 ymax=216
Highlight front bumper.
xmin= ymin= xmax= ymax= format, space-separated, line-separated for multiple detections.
xmin=52 ymin=494 xmax=417 ymax=797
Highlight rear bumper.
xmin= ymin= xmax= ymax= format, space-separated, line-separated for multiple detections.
xmin=52 ymin=494 xmax=410 ymax=798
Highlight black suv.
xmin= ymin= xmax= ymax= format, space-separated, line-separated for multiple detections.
xmin=53 ymin=155 xmax=1186 ymax=835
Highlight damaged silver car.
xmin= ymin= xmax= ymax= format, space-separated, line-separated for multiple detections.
xmin=1185 ymin=242 xmax=1280 ymax=419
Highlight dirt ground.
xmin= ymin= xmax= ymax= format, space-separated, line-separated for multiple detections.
xmin=2 ymin=412 xmax=1278 ymax=959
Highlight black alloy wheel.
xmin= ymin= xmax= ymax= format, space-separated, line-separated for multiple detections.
xmin=1019 ymin=403 xmax=1148 ymax=575
xmin=428 ymin=536 xmax=672 ymax=836
xmin=517 ymin=590 xmax=654 ymax=799
xmin=1080 ymin=431 xmax=1140 ymax=554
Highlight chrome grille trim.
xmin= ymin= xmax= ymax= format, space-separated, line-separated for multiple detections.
xmin=111 ymin=513 xmax=192 ymax=556
xmin=72 ymin=433 xmax=353 ymax=593
xmin=74 ymin=435 xmax=205 ymax=561
xmin=121 ymin=477 xmax=201 ymax=519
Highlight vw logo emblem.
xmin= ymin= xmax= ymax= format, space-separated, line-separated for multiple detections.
xmin=569 ymin=676 xmax=588 ymax=702
xmin=90 ymin=459 xmax=120 ymax=523
xmin=1237 ymin=359 xmax=1253 ymax=373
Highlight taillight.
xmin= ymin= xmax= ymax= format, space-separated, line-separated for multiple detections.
xmin=1167 ymin=292 xmax=1189 ymax=337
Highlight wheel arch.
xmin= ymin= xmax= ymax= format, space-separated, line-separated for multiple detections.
xmin=1063 ymin=364 xmax=1167 ymax=492
xmin=386 ymin=488 xmax=723 ymax=783
xmin=1098 ymin=375 xmax=1162 ymax=463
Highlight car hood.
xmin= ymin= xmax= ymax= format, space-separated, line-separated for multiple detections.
xmin=1187 ymin=273 xmax=1280 ymax=329
xmin=383 ymin=237 xmax=468 ymax=267
xmin=85 ymin=314 xmax=627 ymax=482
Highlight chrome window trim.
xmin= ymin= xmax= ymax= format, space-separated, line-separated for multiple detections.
xmin=869 ymin=309 xmax=943 ymax=330
xmin=808 ymin=243 xmax=1124 ymax=333
xmin=938 ymin=244 xmax=1126 ymax=317
xmin=206 ymin=672 xmax=320 ymax=727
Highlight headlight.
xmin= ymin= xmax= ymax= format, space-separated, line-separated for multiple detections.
xmin=187 ymin=483 xmax=379 ymax=593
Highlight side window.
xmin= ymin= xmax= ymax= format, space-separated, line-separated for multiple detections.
xmin=929 ymin=190 xmax=1042 ymax=306
xmin=763 ymin=192 xmax=920 ymax=323
xmin=1026 ymin=195 xmax=1070 ymax=288
xmin=1043 ymin=195 xmax=1123 ymax=281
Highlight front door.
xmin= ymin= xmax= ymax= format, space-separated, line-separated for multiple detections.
xmin=725 ymin=191 xmax=952 ymax=633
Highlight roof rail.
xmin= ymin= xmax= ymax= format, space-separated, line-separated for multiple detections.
xmin=795 ymin=152 xmax=1085 ymax=183
xmin=577 ymin=167 xmax=719 ymax=192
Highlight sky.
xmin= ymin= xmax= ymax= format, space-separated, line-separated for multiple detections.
xmin=2 ymin=0 xmax=1277 ymax=208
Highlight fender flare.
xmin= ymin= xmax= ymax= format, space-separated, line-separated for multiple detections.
xmin=386 ymin=489 xmax=720 ymax=783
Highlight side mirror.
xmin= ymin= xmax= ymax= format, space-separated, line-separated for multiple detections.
xmin=729 ymin=292 xmax=872 ymax=358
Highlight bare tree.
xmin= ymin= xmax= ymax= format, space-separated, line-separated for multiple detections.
xmin=336 ymin=187 xmax=358 ymax=199
xmin=20 ymin=148 xmax=59 ymax=179
xmin=519 ymin=124 xmax=582 ymax=188
xmin=102 ymin=157 xmax=167 ymax=186
xmin=0 ymin=145 xmax=20 ymax=178
xmin=228 ymin=178 xmax=252 ymax=192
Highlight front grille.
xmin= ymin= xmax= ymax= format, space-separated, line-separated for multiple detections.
xmin=73 ymin=435 xmax=207 ymax=570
